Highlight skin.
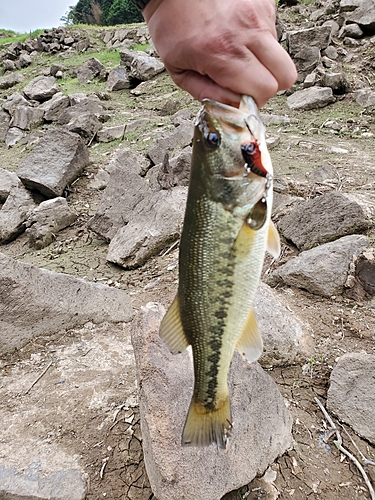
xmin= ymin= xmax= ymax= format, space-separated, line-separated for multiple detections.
xmin=143 ymin=0 xmax=297 ymax=108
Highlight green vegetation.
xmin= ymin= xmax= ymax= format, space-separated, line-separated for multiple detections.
xmin=0 ymin=29 xmax=45 ymax=45
xmin=62 ymin=0 xmax=143 ymax=27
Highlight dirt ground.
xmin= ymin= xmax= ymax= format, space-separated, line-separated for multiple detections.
xmin=1 ymin=12 xmax=375 ymax=500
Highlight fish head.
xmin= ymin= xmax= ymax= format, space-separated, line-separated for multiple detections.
xmin=194 ymin=96 xmax=273 ymax=214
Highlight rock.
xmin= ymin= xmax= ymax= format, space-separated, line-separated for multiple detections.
xmin=76 ymin=57 xmax=106 ymax=84
xmin=278 ymin=192 xmax=372 ymax=251
xmin=0 ymin=185 xmax=37 ymax=243
xmin=273 ymin=235 xmax=369 ymax=297
xmin=286 ymin=26 xmax=332 ymax=56
xmin=131 ymin=302 xmax=293 ymax=500
xmin=0 ymin=72 xmax=24 ymax=90
xmin=10 ymin=105 xmax=44 ymax=130
xmin=0 ymin=466 xmax=87 ymax=500
xmin=96 ymin=124 xmax=125 ymax=142
xmin=3 ymin=59 xmax=16 ymax=71
xmin=2 ymin=91 xmax=30 ymax=116
xmin=50 ymin=62 xmax=68 ymax=76
xmin=0 ymin=110 xmax=10 ymax=142
xmin=39 ymin=92 xmax=70 ymax=121
xmin=147 ymin=121 xmax=193 ymax=165
xmin=106 ymin=66 xmax=131 ymax=91
xmin=355 ymin=251 xmax=375 ymax=295
xmin=18 ymin=53 xmax=32 ymax=67
xmin=322 ymin=45 xmax=339 ymax=59
xmin=293 ymin=46 xmax=321 ymax=78
xmin=255 ymin=283 xmax=312 ymax=366
xmin=107 ymin=187 xmax=187 ymax=269
xmin=5 ymin=127 xmax=25 ymax=147
xmin=130 ymin=54 xmax=165 ymax=81
xmin=120 ymin=48 xmax=144 ymax=67
xmin=151 ymin=148 xmax=192 ymax=190
xmin=340 ymin=22 xmax=364 ymax=38
xmin=0 ymin=168 xmax=20 ymax=202
xmin=88 ymin=149 xmax=150 ymax=240
xmin=23 ymin=76 xmax=60 ymax=101
xmin=303 ymin=72 xmax=317 ymax=88
xmin=0 ymin=252 xmax=133 ymax=354
xmin=66 ymin=112 xmax=102 ymax=143
xmin=25 ymin=197 xmax=78 ymax=249
xmin=342 ymin=0 xmax=375 ymax=32
xmin=76 ymin=38 xmax=90 ymax=52
xmin=321 ymin=72 xmax=351 ymax=93
xmin=18 ymin=128 xmax=90 ymax=198
xmin=353 ymin=88 xmax=375 ymax=107
xmin=327 ymin=353 xmax=375 ymax=444
xmin=287 ymin=87 xmax=335 ymax=110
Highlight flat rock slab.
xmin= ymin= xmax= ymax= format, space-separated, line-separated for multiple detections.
xmin=255 ymin=282 xmax=312 ymax=366
xmin=287 ymin=87 xmax=335 ymax=110
xmin=278 ymin=191 xmax=371 ymax=251
xmin=0 ymin=252 xmax=133 ymax=354
xmin=131 ymin=302 xmax=293 ymax=500
xmin=327 ymin=352 xmax=375 ymax=444
xmin=273 ymin=235 xmax=369 ymax=297
xmin=18 ymin=128 xmax=90 ymax=198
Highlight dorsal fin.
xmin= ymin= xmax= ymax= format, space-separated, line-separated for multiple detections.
xmin=236 ymin=308 xmax=263 ymax=363
xmin=159 ymin=296 xmax=190 ymax=354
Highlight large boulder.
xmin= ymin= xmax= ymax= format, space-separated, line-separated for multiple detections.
xmin=23 ymin=76 xmax=60 ymax=101
xmin=18 ymin=128 xmax=90 ymax=198
xmin=131 ymin=302 xmax=293 ymax=500
xmin=0 ymin=185 xmax=37 ymax=243
xmin=286 ymin=26 xmax=332 ymax=56
xmin=273 ymin=235 xmax=369 ymax=297
xmin=327 ymin=353 xmax=375 ymax=444
xmin=287 ymin=87 xmax=335 ymax=110
xmin=0 ymin=252 xmax=133 ymax=354
xmin=341 ymin=0 xmax=375 ymax=32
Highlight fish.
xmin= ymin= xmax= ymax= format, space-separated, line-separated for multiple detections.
xmin=159 ymin=95 xmax=280 ymax=449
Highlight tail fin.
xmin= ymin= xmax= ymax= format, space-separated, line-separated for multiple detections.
xmin=181 ymin=396 xmax=232 ymax=449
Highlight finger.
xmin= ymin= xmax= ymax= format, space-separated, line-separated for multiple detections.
xmin=247 ymin=31 xmax=297 ymax=91
xmin=172 ymin=70 xmax=241 ymax=107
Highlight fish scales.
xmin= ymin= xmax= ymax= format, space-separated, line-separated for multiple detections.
xmin=159 ymin=96 xmax=280 ymax=449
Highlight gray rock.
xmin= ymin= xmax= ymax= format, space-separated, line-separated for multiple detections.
xmin=0 ymin=168 xmax=20 ymax=202
xmin=107 ymin=187 xmax=187 ymax=268
xmin=2 ymin=91 xmax=30 ymax=116
xmin=26 ymin=197 xmax=78 ymax=249
xmin=287 ymin=26 xmax=332 ymax=56
xmin=57 ymin=94 xmax=105 ymax=124
xmin=75 ymin=38 xmax=90 ymax=52
xmin=66 ymin=112 xmax=102 ymax=143
xmin=106 ymin=66 xmax=131 ymax=91
xmin=18 ymin=53 xmax=32 ymax=67
xmin=96 ymin=124 xmax=125 ymax=142
xmin=148 ymin=121 xmax=193 ymax=165
xmin=0 ymin=72 xmax=24 ymax=90
xmin=327 ymin=352 xmax=375 ymax=444
xmin=50 ymin=62 xmax=68 ymax=77
xmin=76 ymin=57 xmax=106 ymax=84
xmin=321 ymin=72 xmax=351 ymax=93
xmin=353 ymin=88 xmax=375 ymax=107
xmin=0 ymin=252 xmax=133 ymax=354
xmin=323 ymin=20 xmax=341 ymax=36
xmin=88 ymin=149 xmax=151 ymax=241
xmin=287 ymin=87 xmax=335 ymax=110
xmin=322 ymin=45 xmax=339 ymax=59
xmin=18 ymin=128 xmax=90 ymax=198
xmin=255 ymin=282 xmax=312 ymax=366
xmin=343 ymin=0 xmax=375 ymax=32
xmin=2 ymin=59 xmax=16 ymax=71
xmin=303 ymin=72 xmax=317 ymax=88
xmin=130 ymin=54 xmax=165 ymax=81
xmin=293 ymin=46 xmax=321 ymax=78
xmin=10 ymin=105 xmax=44 ymax=130
xmin=149 ymin=147 xmax=192 ymax=190
xmin=0 ymin=110 xmax=10 ymax=142
xmin=131 ymin=302 xmax=293 ymax=500
xmin=120 ymin=48 xmax=144 ymax=67
xmin=0 ymin=185 xmax=37 ymax=243
xmin=39 ymin=92 xmax=70 ymax=121
xmin=0 ymin=466 xmax=87 ymax=500
xmin=278 ymin=191 xmax=372 ymax=251
xmin=273 ymin=235 xmax=369 ymax=297
xmin=23 ymin=76 xmax=60 ymax=101
xmin=5 ymin=127 xmax=25 ymax=147
xmin=341 ymin=22 xmax=364 ymax=38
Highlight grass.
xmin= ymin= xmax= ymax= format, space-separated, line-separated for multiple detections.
xmin=0 ymin=29 xmax=45 ymax=46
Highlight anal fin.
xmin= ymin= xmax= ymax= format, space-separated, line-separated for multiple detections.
xmin=236 ymin=307 xmax=263 ymax=363
xmin=159 ymin=295 xmax=189 ymax=354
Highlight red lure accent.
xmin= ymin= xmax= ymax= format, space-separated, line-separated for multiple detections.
xmin=241 ymin=141 xmax=268 ymax=178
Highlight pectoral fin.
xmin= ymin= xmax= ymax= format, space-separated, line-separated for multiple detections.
xmin=159 ymin=296 xmax=190 ymax=354
xmin=267 ymin=220 xmax=281 ymax=259
xmin=236 ymin=308 xmax=263 ymax=363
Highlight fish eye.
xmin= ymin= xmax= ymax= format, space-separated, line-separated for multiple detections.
xmin=246 ymin=198 xmax=267 ymax=230
xmin=204 ymin=130 xmax=221 ymax=149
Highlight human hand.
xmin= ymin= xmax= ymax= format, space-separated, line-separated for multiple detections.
xmin=143 ymin=0 xmax=297 ymax=108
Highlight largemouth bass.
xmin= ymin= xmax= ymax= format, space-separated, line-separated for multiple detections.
xmin=159 ymin=96 xmax=280 ymax=449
